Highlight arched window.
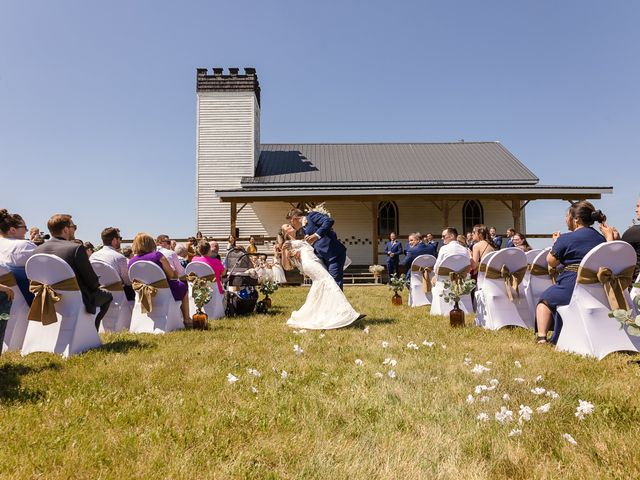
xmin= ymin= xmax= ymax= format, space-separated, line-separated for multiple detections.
xmin=462 ymin=200 xmax=484 ymax=235
xmin=378 ymin=201 xmax=399 ymax=236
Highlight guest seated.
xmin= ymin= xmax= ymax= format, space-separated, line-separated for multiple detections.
xmin=91 ymin=227 xmax=135 ymax=301
xmin=0 ymin=209 xmax=37 ymax=305
xmin=424 ymin=233 xmax=439 ymax=255
xmin=29 ymin=227 xmax=48 ymax=246
xmin=456 ymin=234 xmax=468 ymax=248
xmin=505 ymin=228 xmax=515 ymax=248
xmin=156 ymin=234 xmax=185 ymax=277
xmin=401 ymin=232 xmax=436 ymax=273
xmin=83 ymin=241 xmax=95 ymax=257
xmin=600 ymin=195 xmax=640 ymax=282
xmin=466 ymin=232 xmax=475 ymax=249
xmin=34 ymin=214 xmax=113 ymax=330
xmin=128 ymin=233 xmax=190 ymax=325
xmin=433 ymin=227 xmax=471 ymax=282
xmin=174 ymin=243 xmax=190 ymax=269
xmin=227 ymin=235 xmax=237 ymax=252
xmin=490 ymin=226 xmax=502 ymax=249
xmin=191 ymin=240 xmax=225 ymax=296
xmin=209 ymin=240 xmax=222 ymax=261
xmin=122 ymin=247 xmax=133 ymax=260
xmin=535 ymin=202 xmax=607 ymax=344
xmin=470 ymin=224 xmax=496 ymax=274
xmin=512 ymin=232 xmax=532 ymax=252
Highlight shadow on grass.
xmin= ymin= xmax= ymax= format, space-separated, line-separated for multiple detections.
xmin=0 ymin=361 xmax=59 ymax=404
xmin=348 ymin=317 xmax=397 ymax=328
xmin=101 ymin=338 xmax=155 ymax=354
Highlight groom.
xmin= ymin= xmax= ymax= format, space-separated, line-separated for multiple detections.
xmin=286 ymin=208 xmax=347 ymax=290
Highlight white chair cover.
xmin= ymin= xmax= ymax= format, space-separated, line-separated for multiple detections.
xmin=521 ymin=249 xmax=542 ymax=291
xmin=556 ymin=241 xmax=639 ymax=359
xmin=21 ymin=254 xmax=102 ymax=357
xmin=185 ymin=261 xmax=225 ymax=319
xmin=524 ymin=248 xmax=553 ymax=326
xmin=0 ymin=264 xmax=30 ymax=352
xmin=431 ymin=254 xmax=472 ymax=316
xmin=474 ymin=251 xmax=499 ymax=328
xmin=481 ymin=248 xmax=532 ymax=330
xmin=128 ymin=261 xmax=184 ymax=334
xmin=90 ymin=260 xmax=132 ymax=332
xmin=408 ymin=254 xmax=437 ymax=307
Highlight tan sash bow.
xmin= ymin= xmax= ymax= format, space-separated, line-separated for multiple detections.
xmin=478 ymin=263 xmax=488 ymax=274
xmin=411 ymin=264 xmax=433 ymax=293
xmin=103 ymin=281 xmax=124 ymax=292
xmin=576 ymin=265 xmax=635 ymax=311
xmin=132 ymin=278 xmax=170 ymax=314
xmin=28 ymin=278 xmax=80 ymax=325
xmin=485 ymin=264 xmax=527 ymax=301
xmin=438 ymin=266 xmax=470 ymax=285
xmin=0 ymin=271 xmax=17 ymax=288
xmin=180 ymin=272 xmax=216 ymax=284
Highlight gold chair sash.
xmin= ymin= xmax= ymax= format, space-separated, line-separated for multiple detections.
xmin=576 ymin=265 xmax=635 ymax=311
xmin=485 ymin=264 xmax=527 ymax=301
xmin=180 ymin=273 xmax=216 ymax=283
xmin=438 ymin=266 xmax=470 ymax=285
xmin=132 ymin=278 xmax=170 ymax=314
xmin=478 ymin=263 xmax=488 ymax=274
xmin=528 ymin=263 xmax=557 ymax=286
xmin=103 ymin=281 xmax=124 ymax=292
xmin=28 ymin=278 xmax=80 ymax=325
xmin=0 ymin=271 xmax=17 ymax=288
xmin=411 ymin=264 xmax=433 ymax=293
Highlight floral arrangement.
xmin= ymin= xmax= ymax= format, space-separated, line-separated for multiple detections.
xmin=369 ymin=264 xmax=385 ymax=275
xmin=441 ymin=277 xmax=476 ymax=304
xmin=259 ymin=279 xmax=279 ymax=296
xmin=191 ymin=279 xmax=213 ymax=312
xmin=388 ymin=274 xmax=406 ymax=294
xmin=609 ymin=284 xmax=640 ymax=336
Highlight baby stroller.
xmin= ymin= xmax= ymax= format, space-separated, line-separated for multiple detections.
xmin=224 ymin=248 xmax=259 ymax=316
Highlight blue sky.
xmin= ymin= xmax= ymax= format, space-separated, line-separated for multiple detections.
xmin=1 ymin=1 xmax=639 ymax=244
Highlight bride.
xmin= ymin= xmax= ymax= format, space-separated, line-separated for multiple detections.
xmin=281 ymin=223 xmax=361 ymax=330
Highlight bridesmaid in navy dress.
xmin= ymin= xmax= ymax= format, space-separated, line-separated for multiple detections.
xmin=536 ymin=201 xmax=607 ymax=344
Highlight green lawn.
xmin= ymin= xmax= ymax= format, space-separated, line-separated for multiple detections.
xmin=2 ymin=286 xmax=640 ymax=479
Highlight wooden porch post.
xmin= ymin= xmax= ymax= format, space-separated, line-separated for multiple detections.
xmin=511 ymin=199 xmax=521 ymax=232
xmin=230 ymin=201 xmax=237 ymax=236
xmin=372 ymin=201 xmax=378 ymax=265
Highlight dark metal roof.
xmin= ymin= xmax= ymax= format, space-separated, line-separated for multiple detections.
xmin=243 ymin=142 xmax=539 ymax=186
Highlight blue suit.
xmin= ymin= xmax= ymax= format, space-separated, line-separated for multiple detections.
xmin=492 ymin=235 xmax=503 ymax=249
xmin=401 ymin=242 xmax=436 ymax=270
xmin=505 ymin=237 xmax=514 ymax=248
xmin=304 ymin=211 xmax=347 ymax=289
xmin=384 ymin=240 xmax=403 ymax=278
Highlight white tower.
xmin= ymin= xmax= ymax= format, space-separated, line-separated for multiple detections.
xmin=195 ymin=67 xmax=261 ymax=236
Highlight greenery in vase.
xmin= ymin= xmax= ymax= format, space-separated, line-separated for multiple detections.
xmin=192 ymin=279 xmax=213 ymax=312
xmin=609 ymin=284 xmax=640 ymax=336
xmin=388 ymin=274 xmax=406 ymax=295
xmin=369 ymin=264 xmax=384 ymax=275
xmin=260 ymin=279 xmax=279 ymax=296
xmin=441 ymin=277 xmax=476 ymax=304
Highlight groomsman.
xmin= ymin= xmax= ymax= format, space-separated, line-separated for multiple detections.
xmin=505 ymin=228 xmax=515 ymax=248
xmin=424 ymin=233 xmax=439 ymax=255
xmin=489 ymin=226 xmax=502 ymax=249
xmin=401 ymin=232 xmax=436 ymax=273
xmin=384 ymin=232 xmax=403 ymax=279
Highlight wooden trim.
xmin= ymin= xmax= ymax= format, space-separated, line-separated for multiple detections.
xmin=371 ymin=201 xmax=378 ymax=265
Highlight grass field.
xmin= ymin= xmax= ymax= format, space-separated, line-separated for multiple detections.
xmin=2 ymin=286 xmax=640 ymax=479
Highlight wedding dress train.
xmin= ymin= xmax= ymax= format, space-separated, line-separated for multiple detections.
xmin=286 ymin=240 xmax=360 ymax=330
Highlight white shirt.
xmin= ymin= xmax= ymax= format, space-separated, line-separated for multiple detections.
xmin=157 ymin=246 xmax=185 ymax=276
xmin=0 ymin=237 xmax=37 ymax=267
xmin=434 ymin=241 xmax=471 ymax=274
xmin=91 ymin=245 xmax=131 ymax=285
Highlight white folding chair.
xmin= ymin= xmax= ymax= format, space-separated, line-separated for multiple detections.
xmin=521 ymin=249 xmax=542 ymax=291
xmin=556 ymin=241 xmax=639 ymax=359
xmin=0 ymin=264 xmax=30 ymax=352
xmin=474 ymin=251 xmax=499 ymax=328
xmin=21 ymin=254 xmax=102 ymax=357
xmin=482 ymin=248 xmax=532 ymax=330
xmin=90 ymin=260 xmax=132 ymax=332
xmin=185 ymin=261 xmax=225 ymax=319
xmin=524 ymin=248 xmax=553 ymax=326
xmin=408 ymin=254 xmax=437 ymax=307
xmin=128 ymin=261 xmax=184 ymax=334
xmin=431 ymin=254 xmax=472 ymax=316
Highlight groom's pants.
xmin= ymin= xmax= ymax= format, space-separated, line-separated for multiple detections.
xmin=322 ymin=250 xmax=346 ymax=290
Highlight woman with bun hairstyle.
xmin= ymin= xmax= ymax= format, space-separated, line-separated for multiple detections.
xmin=0 ymin=209 xmax=36 ymax=305
xmin=535 ymin=201 xmax=607 ymax=344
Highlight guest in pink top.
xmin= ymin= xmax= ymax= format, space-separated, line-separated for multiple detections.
xmin=191 ymin=240 xmax=225 ymax=294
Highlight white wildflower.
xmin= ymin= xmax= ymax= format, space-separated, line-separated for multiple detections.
xmin=514 ymin=377 xmax=526 ymax=383
xmin=466 ymin=394 xmax=474 ymax=404
xmin=514 ymin=360 xmax=522 ymax=368
xmin=575 ymin=400 xmax=595 ymax=420
xmin=250 ymin=386 xmax=258 ymax=394
xmin=381 ymin=341 xmax=390 ymax=349
xmin=546 ymin=390 xmax=560 ymax=399
xmin=495 ymin=406 xmax=514 ymax=424
xmin=535 ymin=375 xmax=544 ymax=383
xmin=486 ymin=385 xmax=496 ymax=391
xmin=531 ymin=387 xmax=546 ymax=395
xmin=476 ymin=412 xmax=490 ymax=422
xmin=508 ymin=428 xmax=522 ymax=437
xmin=280 ymin=370 xmax=288 ymax=379
xmin=355 ymin=359 xmax=364 ymax=366
xmin=363 ymin=326 xmax=370 ymax=334
xmin=293 ymin=344 xmax=304 ymax=356
xmin=471 ymin=364 xmax=491 ymax=375
xmin=247 ymin=368 xmax=261 ymax=377
xmin=319 ymin=333 xmax=326 ymax=338
xmin=480 ymin=396 xmax=491 ymax=403
xmin=383 ymin=358 xmax=397 ymax=367
xmin=374 ymin=372 xmax=384 ymax=379
xmin=406 ymin=342 xmax=419 ymax=350
xmin=518 ymin=405 xmax=533 ymax=423
xmin=474 ymin=385 xmax=488 ymax=394
xmin=489 ymin=378 xmax=499 ymax=387
xmin=441 ymin=344 xmax=447 ymax=349
xmin=422 ymin=340 xmax=435 ymax=347
xmin=227 ymin=373 xmax=239 ymax=384
xmin=485 ymin=361 xmax=492 ymax=365
xmin=537 ymin=403 xmax=551 ymax=413
xmin=387 ymin=370 xmax=397 ymax=379
xmin=563 ymin=433 xmax=578 ymax=446
xmin=503 ymin=393 xmax=511 ymax=402
xmin=463 ymin=356 xmax=472 ymax=366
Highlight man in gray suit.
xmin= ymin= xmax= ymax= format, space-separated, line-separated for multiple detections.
xmin=33 ymin=214 xmax=112 ymax=330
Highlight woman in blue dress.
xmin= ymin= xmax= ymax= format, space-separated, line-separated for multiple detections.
xmin=536 ymin=201 xmax=607 ymax=344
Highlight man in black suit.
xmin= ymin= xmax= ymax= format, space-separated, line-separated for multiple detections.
xmin=33 ymin=214 xmax=112 ymax=330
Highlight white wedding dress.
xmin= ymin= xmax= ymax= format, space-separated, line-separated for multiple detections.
xmin=286 ymin=240 xmax=360 ymax=330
